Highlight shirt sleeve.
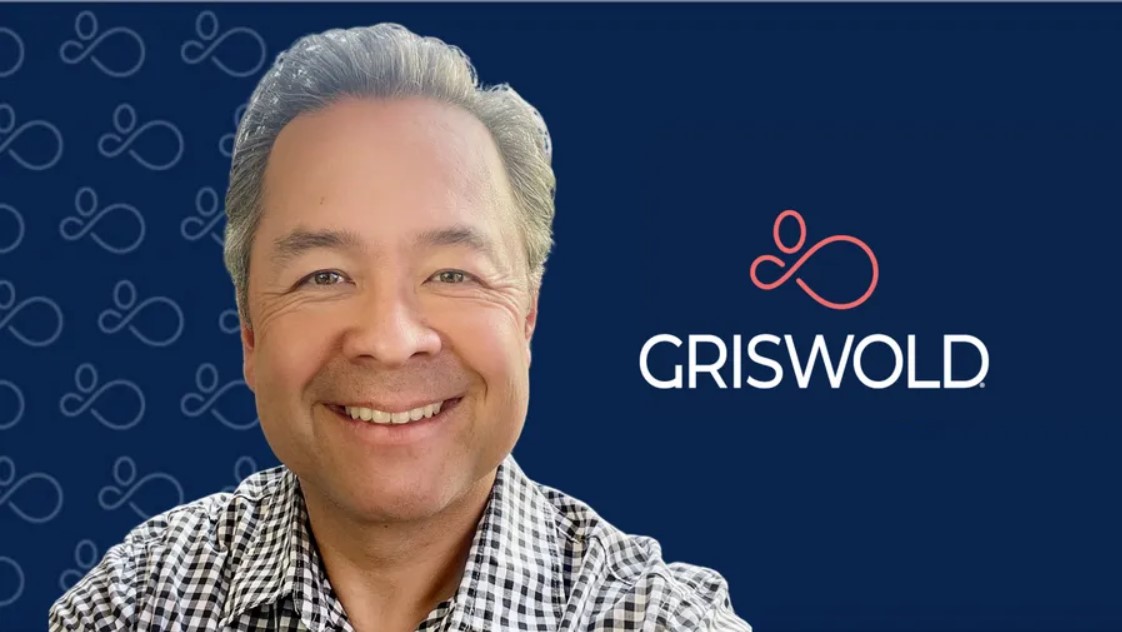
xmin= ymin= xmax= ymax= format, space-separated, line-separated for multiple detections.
xmin=663 ymin=561 xmax=753 ymax=632
xmin=48 ymin=541 xmax=139 ymax=632
xmin=705 ymin=590 xmax=753 ymax=632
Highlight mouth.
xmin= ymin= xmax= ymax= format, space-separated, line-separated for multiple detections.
xmin=325 ymin=396 xmax=464 ymax=445
xmin=327 ymin=397 xmax=463 ymax=425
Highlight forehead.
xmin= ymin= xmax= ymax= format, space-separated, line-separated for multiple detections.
xmin=257 ymin=96 xmax=517 ymax=250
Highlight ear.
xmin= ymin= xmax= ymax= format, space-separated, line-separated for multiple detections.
xmin=241 ymin=317 xmax=257 ymax=393
xmin=524 ymin=288 xmax=539 ymax=366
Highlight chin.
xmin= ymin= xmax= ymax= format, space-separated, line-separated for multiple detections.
xmin=344 ymin=474 xmax=454 ymax=522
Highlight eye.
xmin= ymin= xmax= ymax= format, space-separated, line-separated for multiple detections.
xmin=432 ymin=270 xmax=475 ymax=284
xmin=300 ymin=270 xmax=347 ymax=287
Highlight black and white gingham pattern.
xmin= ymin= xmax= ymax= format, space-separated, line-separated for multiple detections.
xmin=49 ymin=454 xmax=752 ymax=631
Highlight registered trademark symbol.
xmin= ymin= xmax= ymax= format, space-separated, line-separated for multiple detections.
xmin=980 ymin=382 xmax=985 ymax=388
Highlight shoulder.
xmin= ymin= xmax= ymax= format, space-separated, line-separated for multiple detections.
xmin=48 ymin=466 xmax=290 ymax=631
xmin=534 ymin=482 xmax=752 ymax=631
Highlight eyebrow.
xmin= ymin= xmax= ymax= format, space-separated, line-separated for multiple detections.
xmin=415 ymin=226 xmax=498 ymax=262
xmin=270 ymin=228 xmax=365 ymax=270
xmin=269 ymin=225 xmax=499 ymax=270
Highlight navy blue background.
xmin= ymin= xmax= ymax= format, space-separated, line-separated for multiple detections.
xmin=2 ymin=3 xmax=1120 ymax=630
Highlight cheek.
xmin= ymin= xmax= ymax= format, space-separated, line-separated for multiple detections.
xmin=433 ymin=301 xmax=529 ymax=384
xmin=255 ymin=312 xmax=336 ymax=395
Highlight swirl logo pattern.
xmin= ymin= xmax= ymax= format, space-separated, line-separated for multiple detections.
xmin=0 ymin=202 xmax=25 ymax=255
xmin=0 ymin=379 xmax=24 ymax=431
xmin=59 ymin=363 xmax=146 ymax=431
xmin=0 ymin=556 xmax=24 ymax=609
xmin=180 ymin=11 xmax=267 ymax=78
xmin=218 ymin=103 xmax=247 ymax=157
xmin=59 ymin=187 xmax=147 ymax=255
xmin=97 ymin=103 xmax=184 ymax=171
xmin=180 ymin=186 xmax=226 ymax=246
xmin=219 ymin=308 xmax=240 ymax=335
xmin=1 ymin=9 xmax=286 ymax=618
xmin=59 ymin=11 xmax=146 ymax=78
xmin=750 ymin=209 xmax=879 ymax=310
xmin=0 ymin=455 xmax=65 ymax=524
xmin=97 ymin=280 xmax=184 ymax=347
xmin=180 ymin=362 xmax=259 ymax=430
xmin=97 ymin=456 xmax=185 ymax=519
xmin=0 ymin=279 xmax=65 ymax=347
xmin=222 ymin=456 xmax=258 ymax=493
xmin=58 ymin=540 xmax=99 ymax=592
xmin=0 ymin=103 xmax=64 ymax=171
xmin=0 ymin=27 xmax=24 ymax=78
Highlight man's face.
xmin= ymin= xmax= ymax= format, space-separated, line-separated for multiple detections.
xmin=241 ymin=96 xmax=538 ymax=524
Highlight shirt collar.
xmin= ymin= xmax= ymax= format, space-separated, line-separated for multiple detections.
xmin=449 ymin=453 xmax=567 ymax=628
xmin=219 ymin=453 xmax=568 ymax=629
xmin=219 ymin=465 xmax=301 ymax=627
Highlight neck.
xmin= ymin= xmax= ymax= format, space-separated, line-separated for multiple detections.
xmin=299 ymin=469 xmax=497 ymax=632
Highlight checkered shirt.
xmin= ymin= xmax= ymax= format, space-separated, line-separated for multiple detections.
xmin=49 ymin=453 xmax=751 ymax=631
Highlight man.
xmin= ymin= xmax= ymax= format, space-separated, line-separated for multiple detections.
xmin=49 ymin=23 xmax=752 ymax=632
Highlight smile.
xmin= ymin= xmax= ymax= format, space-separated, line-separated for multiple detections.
xmin=327 ymin=397 xmax=462 ymax=425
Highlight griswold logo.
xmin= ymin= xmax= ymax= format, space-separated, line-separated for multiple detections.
xmin=640 ymin=209 xmax=989 ymax=390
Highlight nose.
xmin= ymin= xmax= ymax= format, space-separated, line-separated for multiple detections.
xmin=340 ymin=283 xmax=442 ymax=366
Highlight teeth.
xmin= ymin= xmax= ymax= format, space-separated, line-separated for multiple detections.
xmin=343 ymin=400 xmax=448 ymax=425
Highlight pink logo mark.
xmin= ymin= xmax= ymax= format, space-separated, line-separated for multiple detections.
xmin=750 ymin=209 xmax=879 ymax=310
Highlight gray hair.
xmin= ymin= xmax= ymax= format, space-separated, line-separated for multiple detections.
xmin=223 ymin=23 xmax=556 ymax=328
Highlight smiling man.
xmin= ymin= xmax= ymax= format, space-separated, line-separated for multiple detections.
xmin=49 ymin=23 xmax=751 ymax=632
